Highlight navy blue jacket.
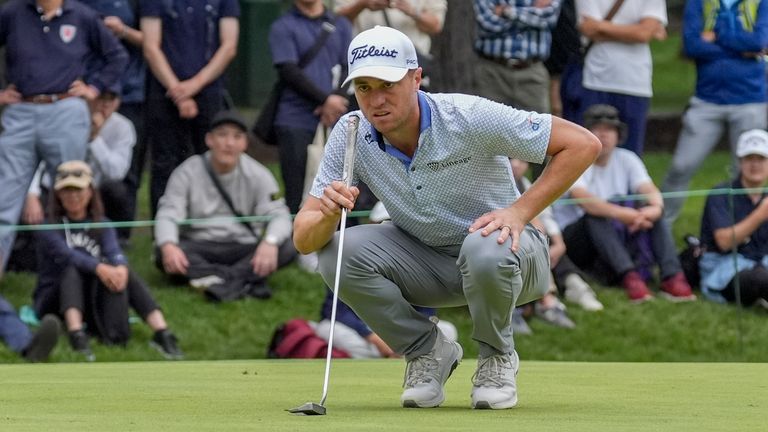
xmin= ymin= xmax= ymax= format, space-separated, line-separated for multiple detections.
xmin=0 ymin=0 xmax=128 ymax=96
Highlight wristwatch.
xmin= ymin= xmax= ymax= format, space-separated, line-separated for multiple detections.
xmin=264 ymin=234 xmax=280 ymax=246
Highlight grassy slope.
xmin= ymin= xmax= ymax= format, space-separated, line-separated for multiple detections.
xmin=1 ymin=360 xmax=766 ymax=432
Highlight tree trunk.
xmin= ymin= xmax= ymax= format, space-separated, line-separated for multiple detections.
xmin=430 ymin=0 xmax=477 ymax=93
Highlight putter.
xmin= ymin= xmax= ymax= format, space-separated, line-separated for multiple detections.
xmin=288 ymin=114 xmax=360 ymax=416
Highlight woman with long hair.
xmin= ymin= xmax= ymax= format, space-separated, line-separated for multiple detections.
xmin=34 ymin=161 xmax=182 ymax=361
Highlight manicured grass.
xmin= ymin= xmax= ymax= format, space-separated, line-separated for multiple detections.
xmin=1 ymin=151 xmax=766 ymax=364
xmin=1 ymin=360 xmax=766 ymax=431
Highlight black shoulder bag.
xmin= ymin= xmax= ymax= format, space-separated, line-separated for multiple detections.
xmin=252 ymin=20 xmax=337 ymax=146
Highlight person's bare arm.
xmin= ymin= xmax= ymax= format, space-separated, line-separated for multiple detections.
xmin=635 ymin=181 xmax=664 ymax=222
xmin=141 ymin=17 xmax=181 ymax=91
xmin=293 ymin=183 xmax=360 ymax=254
xmin=336 ymin=0 xmax=389 ymax=21
xmin=391 ymin=0 xmax=443 ymax=35
xmin=166 ymin=17 xmax=239 ymax=102
xmin=714 ymin=198 xmax=768 ymax=251
xmin=570 ymin=186 xmax=642 ymax=226
xmin=580 ymin=16 xmax=666 ymax=43
xmin=103 ymin=16 xmax=143 ymax=47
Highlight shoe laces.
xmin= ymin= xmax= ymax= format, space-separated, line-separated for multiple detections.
xmin=472 ymin=354 xmax=515 ymax=388
xmin=402 ymin=354 xmax=438 ymax=388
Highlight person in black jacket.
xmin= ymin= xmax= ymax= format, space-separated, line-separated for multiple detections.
xmin=34 ymin=161 xmax=182 ymax=361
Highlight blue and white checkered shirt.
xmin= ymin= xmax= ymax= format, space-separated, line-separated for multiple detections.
xmin=473 ymin=0 xmax=562 ymax=61
xmin=311 ymin=92 xmax=551 ymax=247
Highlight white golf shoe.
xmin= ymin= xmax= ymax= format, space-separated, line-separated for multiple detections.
xmin=400 ymin=329 xmax=463 ymax=408
xmin=471 ymin=351 xmax=520 ymax=409
xmin=564 ymin=274 xmax=604 ymax=311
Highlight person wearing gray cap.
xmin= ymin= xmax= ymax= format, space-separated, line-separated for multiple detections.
xmin=699 ymin=129 xmax=768 ymax=310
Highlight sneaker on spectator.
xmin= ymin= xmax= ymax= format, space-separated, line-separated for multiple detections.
xmin=622 ymin=271 xmax=653 ymax=303
xmin=22 ymin=314 xmax=61 ymax=362
xmin=534 ymin=299 xmax=576 ymax=329
xmin=400 ymin=328 xmax=462 ymax=408
xmin=564 ymin=273 xmax=604 ymax=311
xmin=660 ymin=272 xmax=697 ymax=302
xmin=68 ymin=329 xmax=95 ymax=362
xmin=189 ymin=275 xmax=225 ymax=291
xmin=471 ymin=350 xmax=520 ymax=409
xmin=511 ymin=307 xmax=532 ymax=335
xmin=150 ymin=329 xmax=184 ymax=360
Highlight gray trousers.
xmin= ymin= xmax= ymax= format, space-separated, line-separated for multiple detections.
xmin=662 ymin=97 xmax=767 ymax=222
xmin=317 ymin=223 xmax=550 ymax=360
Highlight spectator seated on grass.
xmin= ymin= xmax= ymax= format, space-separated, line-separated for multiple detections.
xmin=699 ymin=129 xmax=768 ymax=311
xmin=34 ymin=161 xmax=182 ymax=361
xmin=554 ymin=104 xmax=696 ymax=304
xmin=154 ymin=110 xmax=296 ymax=302
xmin=0 ymin=296 xmax=60 ymax=362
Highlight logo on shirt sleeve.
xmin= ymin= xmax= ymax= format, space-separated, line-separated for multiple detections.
xmin=528 ymin=114 xmax=542 ymax=131
xmin=60 ymin=25 xmax=77 ymax=43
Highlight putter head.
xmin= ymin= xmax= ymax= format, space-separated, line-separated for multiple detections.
xmin=287 ymin=402 xmax=326 ymax=416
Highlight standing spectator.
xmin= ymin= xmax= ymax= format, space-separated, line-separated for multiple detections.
xmin=24 ymin=90 xmax=136 ymax=240
xmin=34 ymin=161 xmax=183 ymax=361
xmin=155 ymin=110 xmax=297 ymax=302
xmin=573 ymin=0 xmax=667 ymax=156
xmin=473 ymin=0 xmax=562 ymax=113
xmin=140 ymin=0 xmax=240 ymax=215
xmin=1 ymin=299 xmax=60 ymax=362
xmin=662 ymin=0 xmax=768 ymax=223
xmin=699 ymin=129 xmax=768 ymax=309
xmin=80 ymin=0 xmax=147 ymax=243
xmin=0 ymin=0 xmax=128 ymax=277
xmin=544 ymin=0 xmax=579 ymax=118
xmin=270 ymin=0 xmax=353 ymax=214
xmin=554 ymin=104 xmax=696 ymax=303
xmin=335 ymin=0 xmax=447 ymax=89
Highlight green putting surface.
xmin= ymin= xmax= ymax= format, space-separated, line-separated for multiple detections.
xmin=0 ymin=359 xmax=765 ymax=431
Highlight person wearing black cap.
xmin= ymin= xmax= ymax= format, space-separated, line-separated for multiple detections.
xmin=553 ymin=104 xmax=696 ymax=304
xmin=154 ymin=110 xmax=296 ymax=302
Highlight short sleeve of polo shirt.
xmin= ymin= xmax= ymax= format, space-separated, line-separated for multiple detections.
xmin=702 ymin=192 xmax=733 ymax=232
xmin=458 ymin=95 xmax=551 ymax=164
xmin=139 ymin=0 xmax=162 ymax=16
xmin=268 ymin=17 xmax=300 ymax=65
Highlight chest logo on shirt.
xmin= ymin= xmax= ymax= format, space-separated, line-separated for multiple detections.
xmin=426 ymin=156 xmax=472 ymax=172
xmin=60 ymin=25 xmax=77 ymax=43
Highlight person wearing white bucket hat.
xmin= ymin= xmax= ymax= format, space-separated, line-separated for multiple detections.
xmin=699 ymin=129 xmax=768 ymax=310
xmin=294 ymin=26 xmax=600 ymax=410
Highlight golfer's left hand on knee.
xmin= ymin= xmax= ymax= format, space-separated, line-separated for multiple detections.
xmin=469 ymin=208 xmax=526 ymax=252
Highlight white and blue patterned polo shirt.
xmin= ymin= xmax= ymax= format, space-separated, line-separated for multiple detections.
xmin=310 ymin=91 xmax=551 ymax=247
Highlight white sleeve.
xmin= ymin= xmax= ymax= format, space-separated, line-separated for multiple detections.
xmin=89 ymin=114 xmax=136 ymax=182
xmin=27 ymin=162 xmax=46 ymax=196
xmin=642 ymin=0 xmax=668 ymax=25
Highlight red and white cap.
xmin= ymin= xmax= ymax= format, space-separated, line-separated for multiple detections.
xmin=342 ymin=26 xmax=419 ymax=87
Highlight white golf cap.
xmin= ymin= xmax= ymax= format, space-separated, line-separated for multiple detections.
xmin=342 ymin=26 xmax=419 ymax=87
xmin=736 ymin=129 xmax=768 ymax=158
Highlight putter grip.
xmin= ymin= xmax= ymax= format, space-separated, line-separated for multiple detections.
xmin=342 ymin=115 xmax=360 ymax=188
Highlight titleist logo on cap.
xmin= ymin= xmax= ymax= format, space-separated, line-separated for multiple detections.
xmin=350 ymin=44 xmax=399 ymax=64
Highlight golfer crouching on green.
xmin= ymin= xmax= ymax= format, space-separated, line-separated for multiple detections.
xmin=293 ymin=26 xmax=600 ymax=410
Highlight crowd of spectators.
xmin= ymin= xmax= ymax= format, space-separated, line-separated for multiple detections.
xmin=1 ymin=0 xmax=767 ymax=362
